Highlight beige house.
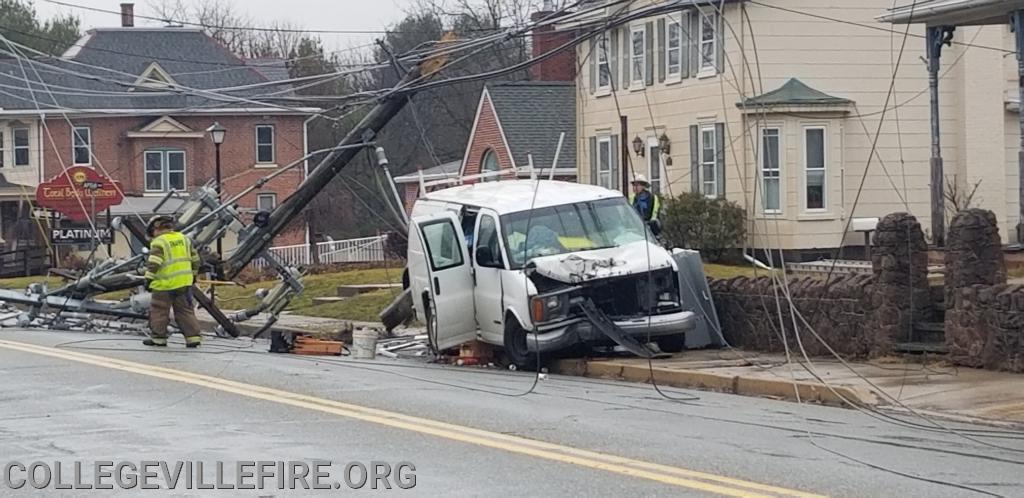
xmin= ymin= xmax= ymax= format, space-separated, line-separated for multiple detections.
xmin=564 ymin=0 xmax=1021 ymax=256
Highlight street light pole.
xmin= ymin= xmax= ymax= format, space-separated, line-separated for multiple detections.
xmin=206 ymin=122 xmax=227 ymax=303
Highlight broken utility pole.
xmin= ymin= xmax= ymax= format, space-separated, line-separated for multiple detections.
xmin=223 ymin=34 xmax=455 ymax=278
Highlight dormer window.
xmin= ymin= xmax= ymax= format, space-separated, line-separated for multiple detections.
xmin=135 ymin=62 xmax=177 ymax=89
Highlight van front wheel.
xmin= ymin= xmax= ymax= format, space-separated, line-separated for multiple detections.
xmin=503 ymin=318 xmax=539 ymax=370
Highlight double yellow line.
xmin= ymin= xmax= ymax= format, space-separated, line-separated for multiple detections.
xmin=0 ymin=339 xmax=824 ymax=498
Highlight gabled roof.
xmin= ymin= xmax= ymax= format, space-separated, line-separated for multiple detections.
xmin=738 ymin=78 xmax=852 ymax=109
xmin=0 ymin=28 xmax=314 ymax=114
xmin=485 ymin=81 xmax=576 ymax=171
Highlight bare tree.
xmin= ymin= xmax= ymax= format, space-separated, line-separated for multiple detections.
xmin=944 ymin=174 xmax=983 ymax=226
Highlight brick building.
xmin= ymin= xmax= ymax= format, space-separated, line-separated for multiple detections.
xmin=0 ymin=7 xmax=318 ymax=255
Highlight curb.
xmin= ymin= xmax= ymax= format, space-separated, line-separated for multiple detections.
xmin=550 ymin=359 xmax=879 ymax=407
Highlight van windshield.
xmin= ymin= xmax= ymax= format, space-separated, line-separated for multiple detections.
xmin=501 ymin=197 xmax=650 ymax=269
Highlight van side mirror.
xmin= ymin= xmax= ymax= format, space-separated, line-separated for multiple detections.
xmin=475 ymin=246 xmax=498 ymax=268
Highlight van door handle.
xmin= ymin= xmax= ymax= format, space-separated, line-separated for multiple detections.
xmin=433 ymin=277 xmax=441 ymax=294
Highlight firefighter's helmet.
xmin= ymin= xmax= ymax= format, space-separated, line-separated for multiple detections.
xmin=146 ymin=215 xmax=175 ymax=237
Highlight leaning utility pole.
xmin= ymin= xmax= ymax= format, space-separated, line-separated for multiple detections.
xmin=223 ymin=35 xmax=454 ymax=278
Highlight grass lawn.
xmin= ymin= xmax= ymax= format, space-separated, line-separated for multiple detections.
xmin=213 ymin=268 xmax=403 ymax=322
xmin=702 ymin=263 xmax=768 ymax=279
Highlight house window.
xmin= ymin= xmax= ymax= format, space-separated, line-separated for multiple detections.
xmin=666 ymin=13 xmax=684 ymax=78
xmin=647 ymin=138 xmax=662 ymax=195
xmin=761 ymin=128 xmax=781 ymax=213
xmin=72 ymin=126 xmax=91 ymax=165
xmin=597 ymin=137 xmax=613 ymax=188
xmin=0 ymin=130 xmax=5 ymax=167
xmin=13 ymin=128 xmax=29 ymax=166
xmin=481 ymin=149 xmax=500 ymax=181
xmin=700 ymin=126 xmax=717 ymax=198
xmin=804 ymin=127 xmax=826 ymax=211
xmin=631 ymin=26 xmax=646 ymax=87
xmin=255 ymin=125 xmax=275 ymax=164
xmin=699 ymin=11 xmax=717 ymax=73
xmin=144 ymin=149 xmax=186 ymax=192
xmin=257 ymin=193 xmax=277 ymax=212
xmin=596 ymin=33 xmax=611 ymax=91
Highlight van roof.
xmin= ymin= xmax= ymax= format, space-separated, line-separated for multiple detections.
xmin=421 ymin=180 xmax=624 ymax=215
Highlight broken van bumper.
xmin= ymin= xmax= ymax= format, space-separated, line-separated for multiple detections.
xmin=525 ymin=310 xmax=697 ymax=353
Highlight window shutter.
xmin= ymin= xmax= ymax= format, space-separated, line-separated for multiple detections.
xmin=716 ymin=13 xmax=725 ymax=75
xmin=657 ymin=18 xmax=666 ymax=82
xmin=681 ymin=12 xmax=690 ymax=78
xmin=610 ymin=30 xmax=619 ymax=90
xmin=645 ymin=21 xmax=655 ymax=86
xmin=588 ymin=38 xmax=596 ymax=93
xmin=589 ymin=137 xmax=598 ymax=185
xmin=621 ymin=28 xmax=630 ymax=87
xmin=689 ymin=12 xmax=699 ymax=77
xmin=715 ymin=122 xmax=726 ymax=198
xmin=689 ymin=125 xmax=699 ymax=193
xmin=610 ymin=135 xmax=620 ymax=191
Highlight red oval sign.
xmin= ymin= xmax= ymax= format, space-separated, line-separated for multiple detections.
xmin=35 ymin=166 xmax=124 ymax=221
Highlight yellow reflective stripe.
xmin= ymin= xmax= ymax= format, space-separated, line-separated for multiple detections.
xmin=144 ymin=272 xmax=157 ymax=280
xmin=147 ymin=256 xmax=164 ymax=265
xmin=149 ymin=338 xmax=168 ymax=344
xmin=185 ymin=336 xmax=201 ymax=344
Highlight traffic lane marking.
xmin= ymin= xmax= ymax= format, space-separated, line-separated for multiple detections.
xmin=0 ymin=339 xmax=825 ymax=498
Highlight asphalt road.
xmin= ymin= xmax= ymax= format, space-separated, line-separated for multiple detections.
xmin=0 ymin=329 xmax=1022 ymax=497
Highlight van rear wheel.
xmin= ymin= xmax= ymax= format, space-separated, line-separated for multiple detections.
xmin=503 ymin=318 xmax=539 ymax=370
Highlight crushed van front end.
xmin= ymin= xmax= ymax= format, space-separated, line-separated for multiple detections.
xmin=522 ymin=244 xmax=697 ymax=355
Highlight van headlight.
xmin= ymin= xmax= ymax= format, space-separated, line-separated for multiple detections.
xmin=531 ymin=294 xmax=567 ymax=323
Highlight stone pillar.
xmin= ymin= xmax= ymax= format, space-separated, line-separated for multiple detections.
xmin=945 ymin=209 xmax=1008 ymax=365
xmin=945 ymin=208 xmax=1006 ymax=306
xmin=870 ymin=213 xmax=930 ymax=350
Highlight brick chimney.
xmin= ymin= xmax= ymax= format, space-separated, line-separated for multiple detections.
xmin=529 ymin=4 xmax=576 ymax=81
xmin=120 ymin=3 xmax=134 ymax=27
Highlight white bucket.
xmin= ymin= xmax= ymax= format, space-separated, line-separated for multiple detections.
xmin=351 ymin=329 xmax=378 ymax=359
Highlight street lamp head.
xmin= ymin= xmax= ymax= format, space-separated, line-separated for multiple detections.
xmin=207 ymin=122 xmax=226 ymax=145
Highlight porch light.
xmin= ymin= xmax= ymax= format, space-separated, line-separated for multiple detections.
xmin=658 ymin=133 xmax=671 ymax=155
xmin=632 ymin=135 xmax=644 ymax=157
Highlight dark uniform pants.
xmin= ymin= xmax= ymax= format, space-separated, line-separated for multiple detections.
xmin=150 ymin=287 xmax=201 ymax=345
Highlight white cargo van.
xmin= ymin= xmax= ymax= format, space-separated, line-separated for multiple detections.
xmin=405 ymin=180 xmax=700 ymax=366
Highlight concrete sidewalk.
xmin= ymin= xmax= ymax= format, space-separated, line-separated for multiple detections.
xmin=551 ymin=351 xmax=1024 ymax=426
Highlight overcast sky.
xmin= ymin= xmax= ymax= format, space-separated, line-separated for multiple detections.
xmin=33 ymin=0 xmax=410 ymax=51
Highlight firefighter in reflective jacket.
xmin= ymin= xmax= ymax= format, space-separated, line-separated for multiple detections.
xmin=143 ymin=215 xmax=203 ymax=348
xmin=629 ymin=175 xmax=662 ymax=236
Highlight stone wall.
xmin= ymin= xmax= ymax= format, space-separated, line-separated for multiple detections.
xmin=709 ymin=213 xmax=928 ymax=359
xmin=709 ymin=273 xmax=878 ymax=357
xmin=947 ymin=284 xmax=1024 ymax=371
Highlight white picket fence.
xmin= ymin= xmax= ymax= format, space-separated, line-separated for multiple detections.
xmin=251 ymin=235 xmax=388 ymax=268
